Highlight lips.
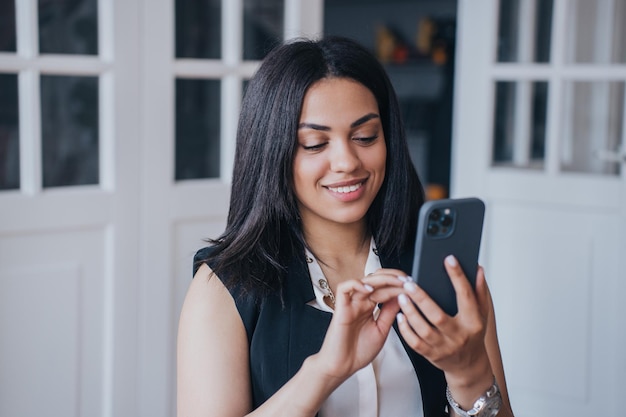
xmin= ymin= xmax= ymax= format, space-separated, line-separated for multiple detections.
xmin=323 ymin=177 xmax=368 ymax=196
xmin=326 ymin=182 xmax=363 ymax=194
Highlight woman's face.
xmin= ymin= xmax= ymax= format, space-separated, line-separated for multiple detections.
xmin=293 ymin=77 xmax=386 ymax=230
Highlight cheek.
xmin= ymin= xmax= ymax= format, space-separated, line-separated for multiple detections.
xmin=363 ymin=146 xmax=387 ymax=175
xmin=294 ymin=155 xmax=326 ymax=180
xmin=367 ymin=147 xmax=387 ymax=189
xmin=292 ymin=157 xmax=321 ymax=196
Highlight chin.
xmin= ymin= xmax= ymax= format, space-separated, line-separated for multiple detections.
xmin=328 ymin=211 xmax=370 ymax=226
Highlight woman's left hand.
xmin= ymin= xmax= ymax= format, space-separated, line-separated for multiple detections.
xmin=396 ymin=255 xmax=494 ymax=396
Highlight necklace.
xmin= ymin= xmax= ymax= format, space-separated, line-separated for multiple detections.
xmin=306 ymin=255 xmax=336 ymax=307
xmin=318 ymin=277 xmax=336 ymax=307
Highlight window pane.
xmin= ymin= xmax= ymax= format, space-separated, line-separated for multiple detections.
xmin=497 ymin=0 xmax=553 ymax=63
xmin=243 ymin=0 xmax=284 ymax=60
xmin=565 ymin=0 xmax=626 ymax=64
xmin=41 ymin=75 xmax=99 ymax=188
xmin=175 ymin=78 xmax=220 ymax=180
xmin=492 ymin=81 xmax=548 ymax=168
xmin=38 ymin=0 xmax=98 ymax=55
xmin=175 ymin=0 xmax=221 ymax=59
xmin=561 ymin=81 xmax=623 ymax=175
xmin=0 ymin=73 xmax=19 ymax=190
xmin=0 ymin=1 xmax=17 ymax=52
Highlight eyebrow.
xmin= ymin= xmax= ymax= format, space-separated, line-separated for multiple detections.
xmin=298 ymin=113 xmax=380 ymax=131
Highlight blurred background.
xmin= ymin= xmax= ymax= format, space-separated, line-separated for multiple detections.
xmin=0 ymin=0 xmax=624 ymax=416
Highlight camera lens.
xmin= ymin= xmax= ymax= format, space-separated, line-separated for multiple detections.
xmin=429 ymin=209 xmax=440 ymax=222
xmin=427 ymin=222 xmax=439 ymax=236
xmin=440 ymin=215 xmax=453 ymax=227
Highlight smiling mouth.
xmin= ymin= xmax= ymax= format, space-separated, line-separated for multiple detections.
xmin=326 ymin=182 xmax=363 ymax=194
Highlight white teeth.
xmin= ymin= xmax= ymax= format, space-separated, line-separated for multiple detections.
xmin=328 ymin=183 xmax=362 ymax=193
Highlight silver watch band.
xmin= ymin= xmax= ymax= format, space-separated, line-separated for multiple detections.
xmin=445 ymin=378 xmax=503 ymax=417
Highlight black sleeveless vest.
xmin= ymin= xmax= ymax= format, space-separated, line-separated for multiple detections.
xmin=194 ymin=247 xmax=447 ymax=416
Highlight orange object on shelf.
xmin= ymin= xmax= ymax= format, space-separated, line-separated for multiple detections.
xmin=425 ymin=184 xmax=448 ymax=201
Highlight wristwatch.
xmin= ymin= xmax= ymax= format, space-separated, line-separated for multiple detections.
xmin=445 ymin=379 xmax=502 ymax=417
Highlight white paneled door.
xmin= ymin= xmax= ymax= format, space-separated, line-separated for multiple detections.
xmin=139 ymin=1 xmax=322 ymax=416
xmin=453 ymin=1 xmax=626 ymax=416
xmin=0 ymin=1 xmax=141 ymax=416
xmin=0 ymin=0 xmax=323 ymax=416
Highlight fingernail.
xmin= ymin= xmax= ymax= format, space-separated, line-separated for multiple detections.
xmin=396 ymin=312 xmax=405 ymax=323
xmin=398 ymin=293 xmax=409 ymax=306
xmin=397 ymin=275 xmax=412 ymax=283
xmin=364 ymin=284 xmax=374 ymax=292
xmin=445 ymin=255 xmax=458 ymax=267
xmin=403 ymin=281 xmax=417 ymax=293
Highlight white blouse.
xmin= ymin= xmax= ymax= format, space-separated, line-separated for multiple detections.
xmin=305 ymin=240 xmax=424 ymax=417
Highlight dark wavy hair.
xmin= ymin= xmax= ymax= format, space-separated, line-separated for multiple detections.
xmin=202 ymin=36 xmax=424 ymax=298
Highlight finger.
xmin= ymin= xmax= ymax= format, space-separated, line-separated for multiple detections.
xmin=474 ymin=266 xmax=491 ymax=319
xmin=402 ymin=281 xmax=450 ymax=330
xmin=335 ymin=279 xmax=375 ymax=305
xmin=367 ymin=286 xmax=405 ymax=304
xmin=395 ymin=308 xmax=435 ymax=355
xmin=361 ymin=273 xmax=409 ymax=304
xmin=443 ymin=255 xmax=479 ymax=314
xmin=397 ymin=288 xmax=443 ymax=343
xmin=361 ymin=272 xmax=406 ymax=288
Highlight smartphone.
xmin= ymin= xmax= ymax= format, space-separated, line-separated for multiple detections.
xmin=411 ymin=197 xmax=485 ymax=316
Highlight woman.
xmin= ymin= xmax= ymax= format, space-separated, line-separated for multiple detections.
xmin=177 ymin=36 xmax=514 ymax=417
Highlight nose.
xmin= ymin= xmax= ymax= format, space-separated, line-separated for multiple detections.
xmin=329 ymin=140 xmax=361 ymax=173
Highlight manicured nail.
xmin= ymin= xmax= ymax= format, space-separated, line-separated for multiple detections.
xmin=364 ymin=284 xmax=374 ymax=292
xmin=403 ymin=281 xmax=417 ymax=293
xmin=396 ymin=312 xmax=405 ymax=324
xmin=445 ymin=255 xmax=458 ymax=267
xmin=397 ymin=275 xmax=412 ymax=283
xmin=398 ymin=293 xmax=409 ymax=306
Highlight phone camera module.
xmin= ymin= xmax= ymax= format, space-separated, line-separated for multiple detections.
xmin=426 ymin=207 xmax=456 ymax=238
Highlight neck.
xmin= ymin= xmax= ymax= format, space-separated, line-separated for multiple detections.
xmin=302 ymin=220 xmax=371 ymax=270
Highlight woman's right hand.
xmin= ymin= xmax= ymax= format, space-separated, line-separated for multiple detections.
xmin=314 ymin=270 xmax=406 ymax=381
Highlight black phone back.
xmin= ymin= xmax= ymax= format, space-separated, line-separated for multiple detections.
xmin=411 ymin=197 xmax=485 ymax=316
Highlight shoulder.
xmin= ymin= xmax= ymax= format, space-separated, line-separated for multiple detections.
xmin=185 ymin=262 xmax=228 ymax=305
xmin=177 ymin=263 xmax=252 ymax=415
xmin=179 ymin=263 xmax=242 ymax=341
xmin=191 ymin=245 xmax=267 ymax=341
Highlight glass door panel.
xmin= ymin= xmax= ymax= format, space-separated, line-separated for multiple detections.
xmin=565 ymin=0 xmax=626 ymax=64
xmin=175 ymin=0 xmax=221 ymax=59
xmin=243 ymin=0 xmax=284 ymax=60
xmin=175 ymin=78 xmax=221 ymax=180
xmin=497 ymin=0 xmax=553 ymax=63
xmin=0 ymin=0 xmax=17 ymax=52
xmin=38 ymin=0 xmax=99 ymax=55
xmin=561 ymin=81 xmax=624 ymax=175
xmin=40 ymin=75 xmax=99 ymax=188
xmin=492 ymin=80 xmax=548 ymax=169
xmin=0 ymin=73 xmax=19 ymax=190
xmin=493 ymin=0 xmax=625 ymax=177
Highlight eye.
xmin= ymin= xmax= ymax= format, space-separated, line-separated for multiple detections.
xmin=301 ymin=142 xmax=327 ymax=152
xmin=353 ymin=134 xmax=379 ymax=145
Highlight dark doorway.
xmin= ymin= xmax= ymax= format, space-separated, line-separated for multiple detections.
xmin=324 ymin=0 xmax=457 ymax=200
